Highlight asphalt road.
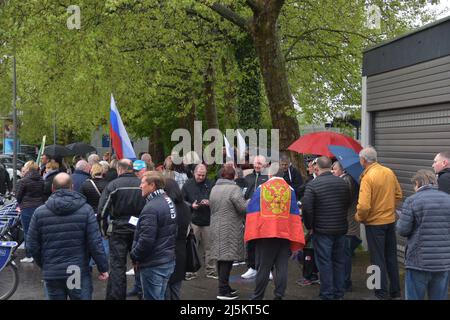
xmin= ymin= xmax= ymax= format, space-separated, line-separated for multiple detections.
xmin=9 ymin=247 xmax=393 ymax=300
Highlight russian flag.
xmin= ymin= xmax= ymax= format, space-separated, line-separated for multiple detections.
xmin=109 ymin=94 xmax=136 ymax=160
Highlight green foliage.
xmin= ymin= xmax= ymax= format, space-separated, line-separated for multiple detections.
xmin=0 ymin=0 xmax=443 ymax=146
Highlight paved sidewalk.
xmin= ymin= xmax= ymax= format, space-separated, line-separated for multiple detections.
xmin=10 ymin=248 xmax=415 ymax=300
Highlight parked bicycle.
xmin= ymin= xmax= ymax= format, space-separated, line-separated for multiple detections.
xmin=0 ymin=194 xmax=22 ymax=300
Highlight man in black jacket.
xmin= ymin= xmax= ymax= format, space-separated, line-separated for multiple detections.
xmin=181 ymin=163 xmax=216 ymax=279
xmin=27 ymin=173 xmax=108 ymax=300
xmin=242 ymin=155 xmax=268 ymax=279
xmin=302 ymin=156 xmax=350 ymax=300
xmin=98 ymin=159 xmax=146 ymax=300
xmin=280 ymin=154 xmax=303 ymax=199
xmin=131 ymin=172 xmax=177 ymax=300
xmin=432 ymin=151 xmax=450 ymax=194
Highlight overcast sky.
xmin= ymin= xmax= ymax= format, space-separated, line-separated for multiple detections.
xmin=427 ymin=0 xmax=450 ymax=20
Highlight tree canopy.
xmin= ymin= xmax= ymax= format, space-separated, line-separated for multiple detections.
xmin=0 ymin=0 xmax=445 ymax=159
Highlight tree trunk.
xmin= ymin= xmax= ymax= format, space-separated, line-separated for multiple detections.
xmin=204 ymin=61 xmax=219 ymax=130
xmin=249 ymin=5 xmax=306 ymax=176
xmin=235 ymin=34 xmax=262 ymax=130
xmin=148 ymin=128 xmax=164 ymax=165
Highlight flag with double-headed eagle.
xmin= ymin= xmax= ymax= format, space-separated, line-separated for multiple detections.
xmin=244 ymin=177 xmax=305 ymax=251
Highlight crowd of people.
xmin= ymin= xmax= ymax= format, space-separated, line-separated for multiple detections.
xmin=11 ymin=146 xmax=450 ymax=300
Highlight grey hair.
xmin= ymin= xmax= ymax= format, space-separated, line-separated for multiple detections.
xmin=88 ymin=154 xmax=100 ymax=165
xmin=75 ymin=160 xmax=89 ymax=171
xmin=412 ymin=169 xmax=437 ymax=188
xmin=359 ymin=147 xmax=377 ymax=162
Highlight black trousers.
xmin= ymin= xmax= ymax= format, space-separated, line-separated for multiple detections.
xmin=365 ymin=223 xmax=401 ymax=299
xmin=246 ymin=240 xmax=256 ymax=269
xmin=303 ymin=248 xmax=319 ymax=280
xmin=217 ymin=261 xmax=233 ymax=295
xmin=106 ymin=231 xmax=134 ymax=300
xmin=251 ymin=238 xmax=290 ymax=300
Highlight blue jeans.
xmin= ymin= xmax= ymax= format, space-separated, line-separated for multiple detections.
xmin=132 ymin=270 xmax=142 ymax=293
xmin=20 ymin=207 xmax=37 ymax=258
xmin=45 ymin=273 xmax=92 ymax=300
xmin=344 ymin=235 xmax=362 ymax=290
xmin=139 ymin=261 xmax=175 ymax=300
xmin=313 ymin=233 xmax=346 ymax=300
xmin=405 ymin=269 xmax=449 ymax=300
xmin=90 ymin=238 xmax=109 ymax=267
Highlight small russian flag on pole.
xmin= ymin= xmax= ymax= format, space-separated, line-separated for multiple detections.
xmin=109 ymin=94 xmax=136 ymax=160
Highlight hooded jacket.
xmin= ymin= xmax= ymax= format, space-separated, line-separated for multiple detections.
xmin=27 ymin=189 xmax=108 ymax=280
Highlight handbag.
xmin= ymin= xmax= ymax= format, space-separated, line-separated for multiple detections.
xmin=185 ymin=224 xmax=201 ymax=273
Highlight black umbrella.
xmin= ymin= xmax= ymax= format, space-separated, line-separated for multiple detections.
xmin=43 ymin=144 xmax=74 ymax=158
xmin=66 ymin=142 xmax=97 ymax=156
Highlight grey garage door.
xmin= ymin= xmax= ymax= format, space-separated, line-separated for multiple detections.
xmin=373 ymin=103 xmax=450 ymax=198
xmin=373 ymin=103 xmax=450 ymax=260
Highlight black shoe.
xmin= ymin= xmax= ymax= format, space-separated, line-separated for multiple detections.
xmin=273 ymin=296 xmax=283 ymax=300
xmin=229 ymin=288 xmax=238 ymax=295
xmin=217 ymin=292 xmax=239 ymax=300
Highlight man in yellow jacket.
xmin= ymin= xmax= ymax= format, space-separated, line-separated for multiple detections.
xmin=355 ymin=146 xmax=402 ymax=300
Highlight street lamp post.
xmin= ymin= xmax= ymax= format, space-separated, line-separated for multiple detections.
xmin=12 ymin=56 xmax=18 ymax=192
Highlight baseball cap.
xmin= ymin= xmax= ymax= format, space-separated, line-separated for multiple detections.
xmin=133 ymin=160 xmax=146 ymax=171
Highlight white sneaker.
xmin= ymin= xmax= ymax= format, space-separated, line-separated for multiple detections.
xmin=20 ymin=257 xmax=34 ymax=263
xmin=269 ymin=272 xmax=273 ymax=280
xmin=241 ymin=268 xmax=257 ymax=279
xmin=126 ymin=268 xmax=135 ymax=276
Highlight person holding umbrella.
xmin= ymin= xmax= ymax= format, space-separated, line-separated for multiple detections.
xmin=332 ymin=160 xmax=361 ymax=292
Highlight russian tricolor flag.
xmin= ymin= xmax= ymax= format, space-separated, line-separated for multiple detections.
xmin=109 ymin=94 xmax=136 ymax=160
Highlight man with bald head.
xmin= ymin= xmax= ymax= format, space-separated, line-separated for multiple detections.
xmin=182 ymin=163 xmax=216 ymax=280
xmin=27 ymin=173 xmax=109 ymax=300
xmin=99 ymin=159 xmax=146 ymax=300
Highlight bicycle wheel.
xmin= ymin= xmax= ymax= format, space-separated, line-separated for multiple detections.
xmin=0 ymin=262 xmax=19 ymax=300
